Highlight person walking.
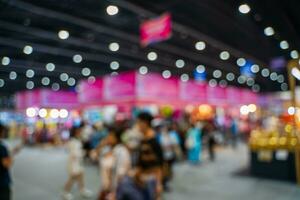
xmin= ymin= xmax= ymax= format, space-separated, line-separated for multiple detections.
xmin=63 ymin=125 xmax=92 ymax=200
xmin=186 ymin=122 xmax=202 ymax=164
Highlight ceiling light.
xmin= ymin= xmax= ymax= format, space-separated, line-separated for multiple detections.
xmin=26 ymin=81 xmax=34 ymax=89
xmin=264 ymin=27 xmax=274 ymax=36
xmin=290 ymin=50 xmax=299 ymax=59
xmin=252 ymin=84 xmax=260 ymax=92
xmin=26 ymin=107 xmax=36 ymax=118
xmin=213 ymin=69 xmax=222 ymax=78
xmin=23 ymin=45 xmax=33 ymax=55
xmin=88 ymin=76 xmax=96 ymax=84
xmin=226 ymin=73 xmax=235 ymax=81
xmin=0 ymin=79 xmax=4 ymax=87
xmin=38 ymin=108 xmax=47 ymax=118
xmin=209 ymin=79 xmax=217 ymax=87
xmin=58 ymin=30 xmax=69 ymax=40
xmin=281 ymin=83 xmax=288 ymax=91
xmin=196 ymin=65 xmax=205 ymax=73
xmin=67 ymin=77 xmax=76 ymax=86
xmin=180 ymin=74 xmax=189 ymax=82
xmin=219 ymin=51 xmax=230 ymax=60
xmin=246 ymin=78 xmax=255 ymax=86
xmin=9 ymin=71 xmax=17 ymax=80
xmin=270 ymin=72 xmax=278 ymax=81
xmin=261 ymin=68 xmax=270 ymax=77
xmin=106 ymin=5 xmax=119 ymax=16
xmin=110 ymin=61 xmax=119 ymax=70
xmin=250 ymin=64 xmax=260 ymax=73
xmin=111 ymin=72 xmax=118 ymax=76
xmin=239 ymin=4 xmax=251 ymax=14
xmin=219 ymin=80 xmax=227 ymax=87
xmin=195 ymin=41 xmax=206 ymax=51
xmin=175 ymin=59 xmax=185 ymax=68
xmin=238 ymin=75 xmax=246 ymax=84
xmin=81 ymin=67 xmax=91 ymax=76
xmin=26 ymin=69 xmax=35 ymax=78
xmin=52 ymin=83 xmax=60 ymax=91
xmin=139 ymin=66 xmax=148 ymax=75
xmin=46 ymin=63 xmax=55 ymax=71
xmin=73 ymin=54 xmax=82 ymax=63
xmin=109 ymin=42 xmax=119 ymax=52
xmin=237 ymin=58 xmax=246 ymax=66
xmin=280 ymin=40 xmax=289 ymax=49
xmin=277 ymin=75 xmax=284 ymax=83
xmin=162 ymin=70 xmax=171 ymax=79
xmin=147 ymin=52 xmax=157 ymax=61
xmin=41 ymin=77 xmax=50 ymax=86
xmin=60 ymin=73 xmax=69 ymax=82
xmin=1 ymin=56 xmax=10 ymax=65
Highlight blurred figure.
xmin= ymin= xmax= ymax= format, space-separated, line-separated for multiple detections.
xmin=230 ymin=118 xmax=239 ymax=148
xmin=63 ymin=125 xmax=92 ymax=200
xmin=186 ymin=122 xmax=202 ymax=164
xmin=204 ymin=122 xmax=217 ymax=161
xmin=118 ymin=112 xmax=163 ymax=200
xmin=93 ymin=127 xmax=131 ymax=200
xmin=0 ymin=124 xmax=11 ymax=200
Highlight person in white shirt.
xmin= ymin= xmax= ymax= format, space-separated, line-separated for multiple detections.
xmin=63 ymin=125 xmax=92 ymax=200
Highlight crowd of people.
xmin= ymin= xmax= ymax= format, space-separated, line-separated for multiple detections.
xmin=0 ymin=111 xmax=247 ymax=200
xmin=62 ymin=112 xmax=229 ymax=200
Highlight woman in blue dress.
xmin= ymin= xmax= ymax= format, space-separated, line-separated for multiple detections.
xmin=186 ymin=123 xmax=202 ymax=164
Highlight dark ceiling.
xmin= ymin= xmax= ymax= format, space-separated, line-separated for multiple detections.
xmin=0 ymin=0 xmax=298 ymax=96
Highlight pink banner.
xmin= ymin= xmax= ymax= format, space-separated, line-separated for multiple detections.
xmin=137 ymin=73 xmax=178 ymax=103
xmin=179 ymin=80 xmax=207 ymax=104
xmin=226 ymin=87 xmax=242 ymax=105
xmin=140 ymin=13 xmax=172 ymax=46
xmin=207 ymin=86 xmax=227 ymax=105
xmin=25 ymin=90 xmax=41 ymax=108
xmin=40 ymin=89 xmax=78 ymax=108
xmin=78 ymin=78 xmax=103 ymax=104
xmin=104 ymin=72 xmax=136 ymax=100
xmin=15 ymin=92 xmax=27 ymax=110
xmin=241 ymin=90 xmax=258 ymax=104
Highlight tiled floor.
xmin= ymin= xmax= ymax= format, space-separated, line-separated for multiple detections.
xmin=11 ymin=145 xmax=300 ymax=200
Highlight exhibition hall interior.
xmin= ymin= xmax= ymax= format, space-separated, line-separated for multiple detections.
xmin=0 ymin=0 xmax=300 ymax=200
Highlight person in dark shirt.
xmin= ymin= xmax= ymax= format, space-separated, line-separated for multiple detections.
xmin=0 ymin=124 xmax=11 ymax=200
xmin=136 ymin=112 xmax=163 ymax=200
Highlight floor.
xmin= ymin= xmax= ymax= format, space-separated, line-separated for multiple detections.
xmin=11 ymin=144 xmax=300 ymax=200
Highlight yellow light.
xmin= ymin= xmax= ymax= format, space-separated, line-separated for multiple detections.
xmin=26 ymin=107 xmax=36 ymax=118
xmin=50 ymin=109 xmax=59 ymax=119
xmin=248 ymin=104 xmax=257 ymax=113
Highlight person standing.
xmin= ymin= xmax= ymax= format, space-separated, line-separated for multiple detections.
xmin=63 ymin=125 xmax=92 ymax=200
xmin=186 ymin=122 xmax=202 ymax=164
xmin=0 ymin=124 xmax=11 ymax=200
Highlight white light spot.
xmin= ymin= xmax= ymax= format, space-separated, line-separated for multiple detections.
xmin=26 ymin=69 xmax=35 ymax=78
xmin=73 ymin=54 xmax=82 ymax=63
xmin=281 ymin=83 xmax=288 ymax=91
xmin=139 ymin=66 xmax=148 ymax=75
xmin=67 ymin=77 xmax=76 ymax=86
xmin=219 ymin=80 xmax=227 ymax=88
xmin=52 ymin=83 xmax=60 ymax=91
xmin=252 ymin=84 xmax=260 ymax=92
xmin=111 ymin=72 xmax=118 ymax=76
xmin=175 ymin=59 xmax=185 ymax=68
xmin=38 ymin=108 xmax=47 ymax=118
xmin=246 ymin=78 xmax=255 ymax=86
xmin=180 ymin=74 xmax=189 ymax=82
xmin=9 ymin=71 xmax=17 ymax=80
xmin=162 ymin=70 xmax=171 ymax=79
xmin=50 ymin=109 xmax=59 ymax=119
xmin=26 ymin=107 xmax=36 ymax=118
xmin=196 ymin=65 xmax=205 ymax=73
xmin=23 ymin=45 xmax=33 ymax=55
xmin=213 ymin=69 xmax=222 ymax=78
xmin=195 ymin=41 xmax=206 ymax=51
xmin=209 ymin=79 xmax=217 ymax=87
xmin=240 ymin=105 xmax=249 ymax=115
xmin=250 ymin=64 xmax=260 ymax=73
xmin=219 ymin=51 xmax=230 ymax=60
xmin=81 ymin=67 xmax=91 ymax=76
xmin=88 ymin=76 xmax=96 ymax=84
xmin=147 ymin=52 xmax=158 ymax=61
xmin=290 ymin=50 xmax=299 ymax=59
xmin=110 ymin=61 xmax=120 ymax=70
xmin=109 ymin=42 xmax=119 ymax=52
xmin=277 ymin=75 xmax=284 ymax=83
xmin=226 ymin=73 xmax=235 ymax=81
xmin=237 ymin=58 xmax=246 ymax=66
xmin=0 ymin=79 xmax=4 ymax=87
xmin=26 ymin=81 xmax=34 ymax=89
xmin=264 ymin=27 xmax=274 ymax=36
xmin=280 ymin=40 xmax=289 ymax=49
xmin=261 ymin=68 xmax=270 ymax=77
xmin=288 ymin=107 xmax=295 ymax=115
xmin=239 ymin=4 xmax=251 ymax=14
xmin=46 ymin=63 xmax=55 ymax=71
xmin=2 ymin=57 xmax=10 ymax=65
xmin=60 ymin=73 xmax=69 ymax=82
xmin=270 ymin=72 xmax=278 ymax=81
xmin=106 ymin=5 xmax=119 ymax=16
xmin=59 ymin=109 xmax=68 ymax=118
xmin=58 ymin=30 xmax=69 ymax=40
xmin=238 ymin=75 xmax=246 ymax=84
xmin=41 ymin=77 xmax=50 ymax=86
